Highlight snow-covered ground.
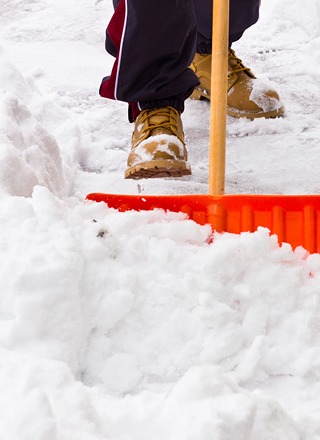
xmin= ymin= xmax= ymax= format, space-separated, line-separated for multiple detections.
xmin=1 ymin=0 xmax=320 ymax=439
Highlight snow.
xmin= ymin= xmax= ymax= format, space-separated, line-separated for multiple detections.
xmin=1 ymin=0 xmax=320 ymax=439
xmin=249 ymin=76 xmax=285 ymax=112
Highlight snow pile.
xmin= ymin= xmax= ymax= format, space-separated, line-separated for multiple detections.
xmin=153 ymin=366 xmax=299 ymax=440
xmin=0 ymin=350 xmax=102 ymax=440
xmin=2 ymin=189 xmax=318 ymax=439
xmin=101 ymin=366 xmax=300 ymax=440
xmin=0 ymin=46 xmax=81 ymax=198
xmin=80 ymin=204 xmax=320 ymax=397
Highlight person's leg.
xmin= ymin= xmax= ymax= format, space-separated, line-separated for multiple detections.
xmin=194 ymin=0 xmax=260 ymax=52
xmin=100 ymin=0 xmax=199 ymax=179
xmin=100 ymin=0 xmax=199 ymax=121
xmin=191 ymin=0 xmax=285 ymax=119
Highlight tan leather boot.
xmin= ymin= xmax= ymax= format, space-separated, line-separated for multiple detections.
xmin=190 ymin=49 xmax=285 ymax=119
xmin=125 ymin=106 xmax=191 ymax=179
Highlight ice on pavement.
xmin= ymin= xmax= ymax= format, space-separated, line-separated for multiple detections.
xmin=1 ymin=0 xmax=320 ymax=439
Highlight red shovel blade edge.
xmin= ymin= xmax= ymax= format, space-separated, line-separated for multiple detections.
xmin=85 ymin=193 xmax=320 ymax=254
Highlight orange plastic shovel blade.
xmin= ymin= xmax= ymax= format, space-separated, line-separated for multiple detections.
xmin=86 ymin=193 xmax=320 ymax=254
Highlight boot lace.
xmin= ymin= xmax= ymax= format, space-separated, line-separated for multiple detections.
xmin=228 ymin=48 xmax=251 ymax=79
xmin=140 ymin=107 xmax=184 ymax=144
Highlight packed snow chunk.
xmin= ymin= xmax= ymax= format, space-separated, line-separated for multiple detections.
xmin=0 ymin=140 xmax=39 ymax=197
xmin=15 ymin=388 xmax=58 ymax=440
xmin=99 ymin=353 xmax=142 ymax=394
xmin=0 ymin=45 xmax=33 ymax=102
xmin=159 ymin=366 xmax=299 ymax=440
xmin=0 ymin=48 xmax=68 ymax=197
xmin=0 ymin=349 xmax=106 ymax=440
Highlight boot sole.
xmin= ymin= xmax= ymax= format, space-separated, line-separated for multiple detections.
xmin=190 ymin=87 xmax=285 ymax=119
xmin=125 ymin=159 xmax=191 ymax=180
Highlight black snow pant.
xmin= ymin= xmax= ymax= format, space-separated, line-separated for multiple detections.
xmin=100 ymin=0 xmax=260 ymax=121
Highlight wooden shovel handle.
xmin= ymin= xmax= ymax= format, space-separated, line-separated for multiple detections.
xmin=209 ymin=0 xmax=229 ymax=196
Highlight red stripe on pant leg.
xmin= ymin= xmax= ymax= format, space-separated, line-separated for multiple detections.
xmin=100 ymin=0 xmax=126 ymax=100
xmin=108 ymin=0 xmax=126 ymax=51
xmin=100 ymin=59 xmax=119 ymax=100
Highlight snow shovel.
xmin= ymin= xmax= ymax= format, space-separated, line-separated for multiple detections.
xmin=86 ymin=0 xmax=320 ymax=254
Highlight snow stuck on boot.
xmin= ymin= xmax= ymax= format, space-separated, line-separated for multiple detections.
xmin=249 ymin=76 xmax=285 ymax=113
